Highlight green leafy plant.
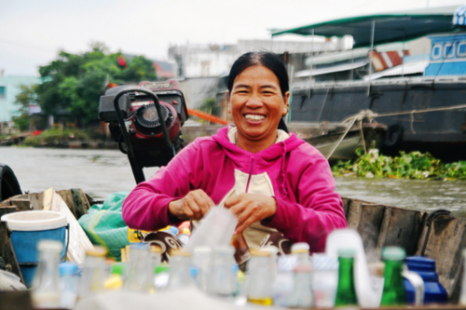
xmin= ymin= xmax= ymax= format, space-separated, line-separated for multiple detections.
xmin=332 ymin=149 xmax=466 ymax=181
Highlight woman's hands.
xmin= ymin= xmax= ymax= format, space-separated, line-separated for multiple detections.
xmin=168 ymin=189 xmax=214 ymax=221
xmin=224 ymin=193 xmax=277 ymax=234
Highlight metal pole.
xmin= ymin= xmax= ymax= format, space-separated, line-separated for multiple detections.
xmin=308 ymin=28 xmax=315 ymax=97
xmin=367 ymin=20 xmax=375 ymax=96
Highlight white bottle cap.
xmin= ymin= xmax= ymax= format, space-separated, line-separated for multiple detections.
xmin=291 ymin=242 xmax=310 ymax=254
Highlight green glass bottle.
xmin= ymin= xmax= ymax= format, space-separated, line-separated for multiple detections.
xmin=334 ymin=248 xmax=358 ymax=307
xmin=381 ymin=246 xmax=406 ymax=306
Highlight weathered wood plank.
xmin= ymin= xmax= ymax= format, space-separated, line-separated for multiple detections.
xmin=420 ymin=215 xmax=466 ymax=297
xmin=357 ymin=203 xmax=386 ymax=263
xmin=0 ymin=291 xmax=34 ymax=310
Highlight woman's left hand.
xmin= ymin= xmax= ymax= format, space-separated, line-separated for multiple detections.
xmin=224 ymin=193 xmax=277 ymax=234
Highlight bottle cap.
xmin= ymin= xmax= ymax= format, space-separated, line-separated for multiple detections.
xmin=193 ymin=246 xmax=212 ymax=254
xmin=213 ymin=245 xmax=235 ymax=255
xmin=250 ymin=249 xmax=271 ymax=257
xmin=171 ymin=249 xmax=191 ymax=257
xmin=382 ymin=246 xmax=406 ymax=261
xmin=38 ymin=240 xmax=63 ymax=253
xmin=155 ymin=265 xmax=170 ymax=274
xmin=338 ymin=247 xmax=356 ymax=257
xmin=149 ymin=245 xmax=162 ymax=253
xmin=59 ymin=262 xmax=79 ymax=276
xmin=111 ymin=263 xmax=126 ymax=276
xmin=86 ymin=246 xmax=107 ymax=257
xmin=291 ymin=242 xmax=310 ymax=254
xmin=261 ymin=245 xmax=279 ymax=256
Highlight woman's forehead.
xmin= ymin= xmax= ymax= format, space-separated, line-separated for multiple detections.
xmin=233 ymin=65 xmax=280 ymax=88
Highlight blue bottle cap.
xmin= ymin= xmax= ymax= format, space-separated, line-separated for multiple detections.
xmin=59 ymin=262 xmax=79 ymax=277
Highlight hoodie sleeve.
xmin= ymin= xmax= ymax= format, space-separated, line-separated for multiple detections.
xmin=122 ymin=140 xmax=202 ymax=231
xmin=261 ymin=154 xmax=347 ymax=253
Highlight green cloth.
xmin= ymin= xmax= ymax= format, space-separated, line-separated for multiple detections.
xmin=78 ymin=192 xmax=130 ymax=261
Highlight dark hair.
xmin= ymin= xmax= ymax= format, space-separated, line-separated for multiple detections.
xmin=227 ymin=52 xmax=289 ymax=96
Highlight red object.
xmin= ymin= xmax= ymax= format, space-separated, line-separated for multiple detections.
xmin=187 ymin=108 xmax=229 ymax=125
xmin=118 ymin=56 xmax=128 ymax=68
xmin=31 ymin=130 xmax=43 ymax=137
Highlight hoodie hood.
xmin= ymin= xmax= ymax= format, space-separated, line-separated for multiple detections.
xmin=212 ymin=126 xmax=305 ymax=163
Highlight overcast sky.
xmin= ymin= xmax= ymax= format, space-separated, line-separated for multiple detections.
xmin=1 ymin=0 xmax=465 ymax=76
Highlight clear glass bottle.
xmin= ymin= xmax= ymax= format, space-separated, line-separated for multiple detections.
xmin=192 ymin=246 xmax=212 ymax=292
xmin=208 ymin=246 xmax=237 ymax=297
xmin=290 ymin=242 xmax=314 ymax=308
xmin=381 ymin=246 xmax=406 ymax=306
xmin=147 ymin=246 xmax=162 ymax=293
xmin=124 ymin=243 xmax=151 ymax=292
xmin=334 ymin=248 xmax=358 ymax=307
xmin=32 ymin=240 xmax=63 ymax=309
xmin=247 ymin=250 xmax=274 ymax=306
xmin=59 ymin=262 xmax=80 ymax=309
xmin=78 ymin=246 xmax=108 ymax=299
xmin=166 ymin=250 xmax=196 ymax=289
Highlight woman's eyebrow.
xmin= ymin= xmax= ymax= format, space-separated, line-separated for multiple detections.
xmin=260 ymin=84 xmax=279 ymax=90
xmin=233 ymin=84 xmax=251 ymax=89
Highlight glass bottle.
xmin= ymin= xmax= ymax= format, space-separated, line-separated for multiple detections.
xmin=124 ymin=243 xmax=152 ymax=292
xmin=78 ymin=246 xmax=108 ymax=298
xmin=31 ymin=240 xmax=63 ymax=309
xmin=192 ymin=246 xmax=212 ymax=292
xmin=334 ymin=248 xmax=358 ymax=307
xmin=59 ymin=262 xmax=80 ymax=309
xmin=290 ymin=242 xmax=314 ymax=308
xmin=381 ymin=246 xmax=406 ymax=306
xmin=208 ymin=246 xmax=237 ymax=297
xmin=166 ymin=250 xmax=196 ymax=289
xmin=147 ymin=246 xmax=162 ymax=293
xmin=247 ymin=250 xmax=274 ymax=306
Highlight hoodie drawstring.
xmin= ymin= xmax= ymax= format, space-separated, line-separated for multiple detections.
xmin=281 ymin=143 xmax=289 ymax=197
xmin=245 ymin=157 xmax=255 ymax=194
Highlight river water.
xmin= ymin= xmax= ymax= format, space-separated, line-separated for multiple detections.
xmin=2 ymin=147 xmax=466 ymax=217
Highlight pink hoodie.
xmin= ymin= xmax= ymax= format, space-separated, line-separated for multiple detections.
xmin=122 ymin=126 xmax=347 ymax=252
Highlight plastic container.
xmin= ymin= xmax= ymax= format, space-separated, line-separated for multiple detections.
xmin=405 ymin=256 xmax=448 ymax=304
xmin=1 ymin=211 xmax=68 ymax=287
xmin=59 ymin=262 xmax=80 ymax=309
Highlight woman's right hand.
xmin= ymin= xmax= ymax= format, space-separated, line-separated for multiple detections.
xmin=168 ymin=189 xmax=215 ymax=220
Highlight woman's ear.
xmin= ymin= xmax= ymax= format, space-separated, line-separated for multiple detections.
xmin=283 ymin=91 xmax=291 ymax=116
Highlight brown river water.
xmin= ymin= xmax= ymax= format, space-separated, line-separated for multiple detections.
xmin=2 ymin=147 xmax=466 ymax=217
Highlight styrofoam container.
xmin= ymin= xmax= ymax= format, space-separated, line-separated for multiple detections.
xmin=1 ymin=211 xmax=67 ymax=231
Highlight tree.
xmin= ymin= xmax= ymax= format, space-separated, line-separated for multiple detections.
xmin=34 ymin=42 xmax=156 ymax=126
xmin=12 ymin=85 xmax=37 ymax=131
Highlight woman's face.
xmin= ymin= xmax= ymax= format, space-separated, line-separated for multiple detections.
xmin=229 ymin=65 xmax=289 ymax=151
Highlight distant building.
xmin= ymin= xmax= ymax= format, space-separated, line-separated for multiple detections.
xmin=153 ymin=60 xmax=176 ymax=79
xmin=0 ymin=76 xmax=41 ymax=125
xmin=168 ymin=39 xmax=346 ymax=78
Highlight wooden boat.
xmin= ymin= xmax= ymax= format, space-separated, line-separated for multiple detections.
xmin=0 ymin=185 xmax=464 ymax=303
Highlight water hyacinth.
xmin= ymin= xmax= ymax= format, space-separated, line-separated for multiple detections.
xmin=331 ymin=149 xmax=466 ymax=181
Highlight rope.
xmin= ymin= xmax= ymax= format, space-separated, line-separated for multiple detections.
xmin=324 ymin=103 xmax=466 ymax=160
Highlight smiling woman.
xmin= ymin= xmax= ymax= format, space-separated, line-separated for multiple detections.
xmin=122 ymin=52 xmax=347 ymax=253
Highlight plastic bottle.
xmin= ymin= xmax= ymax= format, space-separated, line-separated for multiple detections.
xmin=334 ymin=248 xmax=358 ymax=307
xmin=247 ymin=250 xmax=274 ymax=306
xmin=290 ymin=242 xmax=314 ymax=308
xmin=208 ymin=246 xmax=237 ymax=297
xmin=166 ymin=250 xmax=196 ymax=289
xmin=31 ymin=240 xmax=63 ymax=309
xmin=124 ymin=243 xmax=152 ymax=292
xmin=381 ymin=246 xmax=406 ymax=306
xmin=273 ymin=255 xmax=295 ymax=307
xmin=104 ymin=263 xmax=125 ymax=290
xmin=192 ymin=246 xmax=212 ymax=292
xmin=78 ymin=246 xmax=108 ymax=298
xmin=59 ymin=262 xmax=80 ymax=309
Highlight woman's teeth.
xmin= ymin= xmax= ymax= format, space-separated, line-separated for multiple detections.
xmin=245 ymin=114 xmax=265 ymax=121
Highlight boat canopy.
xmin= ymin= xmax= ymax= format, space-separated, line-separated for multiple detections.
xmin=272 ymin=6 xmax=466 ymax=47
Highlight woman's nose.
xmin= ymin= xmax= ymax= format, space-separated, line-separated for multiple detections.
xmin=245 ymin=94 xmax=263 ymax=108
